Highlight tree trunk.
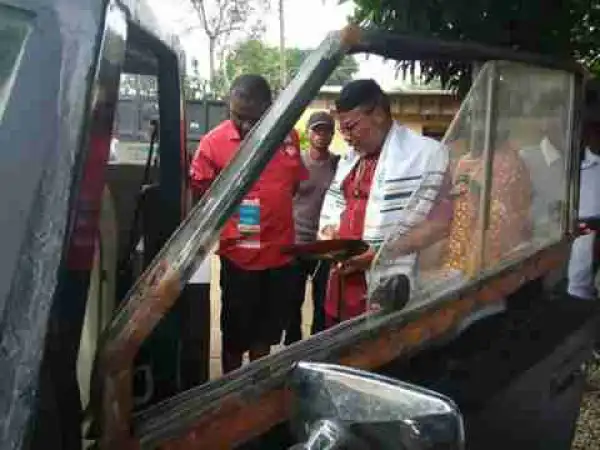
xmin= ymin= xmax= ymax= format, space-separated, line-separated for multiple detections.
xmin=220 ymin=48 xmax=233 ymax=93
xmin=208 ymin=37 xmax=216 ymax=91
xmin=278 ymin=0 xmax=286 ymax=90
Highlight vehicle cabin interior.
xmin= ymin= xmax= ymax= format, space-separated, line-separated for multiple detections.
xmin=77 ymin=10 xmax=189 ymax=424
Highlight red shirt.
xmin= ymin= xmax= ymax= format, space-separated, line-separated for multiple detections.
xmin=325 ymin=154 xmax=379 ymax=320
xmin=325 ymin=156 xmax=454 ymax=320
xmin=190 ymin=120 xmax=308 ymax=270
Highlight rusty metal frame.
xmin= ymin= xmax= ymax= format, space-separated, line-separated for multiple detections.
xmin=142 ymin=242 xmax=569 ymax=449
xmin=90 ymin=25 xmax=585 ymax=449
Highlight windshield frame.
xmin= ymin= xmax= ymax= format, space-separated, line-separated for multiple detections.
xmin=121 ymin=27 xmax=585 ymax=448
xmin=134 ymin=28 xmax=584 ymax=446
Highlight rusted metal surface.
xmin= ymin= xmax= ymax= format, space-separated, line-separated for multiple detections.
xmin=339 ymin=24 xmax=362 ymax=48
xmin=93 ymin=25 xmax=584 ymax=449
xmin=98 ymin=262 xmax=182 ymax=449
xmin=157 ymin=242 xmax=568 ymax=450
xmin=93 ymin=26 xmax=354 ymax=448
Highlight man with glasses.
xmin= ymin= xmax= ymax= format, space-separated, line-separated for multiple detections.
xmin=190 ymin=74 xmax=307 ymax=373
xmin=319 ymin=79 xmax=453 ymax=327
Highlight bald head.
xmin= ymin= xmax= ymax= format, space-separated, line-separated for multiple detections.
xmin=230 ymin=74 xmax=272 ymax=104
xmin=229 ymin=74 xmax=272 ymax=138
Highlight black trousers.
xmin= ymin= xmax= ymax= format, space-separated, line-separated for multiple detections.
xmin=177 ymin=283 xmax=211 ymax=389
xmin=220 ymin=258 xmax=297 ymax=352
xmin=285 ymin=260 xmax=330 ymax=344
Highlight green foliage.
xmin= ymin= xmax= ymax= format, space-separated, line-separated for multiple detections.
xmin=297 ymin=127 xmax=310 ymax=151
xmin=184 ymin=76 xmax=211 ymax=100
xmin=349 ymin=0 xmax=600 ymax=92
xmin=190 ymin=0 xmax=268 ymax=84
xmin=119 ymin=74 xmax=158 ymax=98
xmin=215 ymin=39 xmax=359 ymax=96
xmin=183 ymin=58 xmax=213 ymax=100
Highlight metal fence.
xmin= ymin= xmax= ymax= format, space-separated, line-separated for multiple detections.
xmin=114 ymin=98 xmax=227 ymax=143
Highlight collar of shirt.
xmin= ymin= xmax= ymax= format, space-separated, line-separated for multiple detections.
xmin=223 ymin=120 xmax=242 ymax=142
xmin=582 ymin=147 xmax=600 ymax=170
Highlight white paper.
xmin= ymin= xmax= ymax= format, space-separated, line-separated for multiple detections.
xmin=188 ymin=257 xmax=211 ymax=284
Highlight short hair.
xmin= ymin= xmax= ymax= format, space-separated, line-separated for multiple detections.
xmin=335 ymin=79 xmax=391 ymax=116
xmin=230 ymin=74 xmax=272 ymax=106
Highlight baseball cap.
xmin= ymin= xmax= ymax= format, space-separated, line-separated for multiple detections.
xmin=307 ymin=111 xmax=334 ymax=130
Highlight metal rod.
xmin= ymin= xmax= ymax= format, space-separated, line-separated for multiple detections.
xmin=351 ymin=30 xmax=584 ymax=75
xmin=92 ymin=30 xmax=353 ymax=425
xmin=337 ymin=267 xmax=345 ymax=320
xmin=561 ymin=74 xmax=575 ymax=232
xmin=564 ymin=74 xmax=584 ymax=234
xmin=476 ymin=62 xmax=498 ymax=273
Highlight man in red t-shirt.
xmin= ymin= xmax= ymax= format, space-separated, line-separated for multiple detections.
xmin=190 ymin=74 xmax=307 ymax=373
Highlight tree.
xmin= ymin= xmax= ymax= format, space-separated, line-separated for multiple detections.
xmin=183 ymin=58 xmax=211 ymax=100
xmin=190 ymin=0 xmax=268 ymax=89
xmin=118 ymin=74 xmax=158 ymax=99
xmin=216 ymin=39 xmax=359 ymax=95
xmin=350 ymin=0 xmax=600 ymax=93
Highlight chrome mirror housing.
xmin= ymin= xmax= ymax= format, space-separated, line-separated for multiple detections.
xmin=288 ymin=362 xmax=465 ymax=450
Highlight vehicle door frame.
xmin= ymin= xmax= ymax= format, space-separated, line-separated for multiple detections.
xmin=92 ymin=27 xmax=587 ymax=450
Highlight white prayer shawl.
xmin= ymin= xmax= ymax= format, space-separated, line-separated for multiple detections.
xmin=319 ymin=123 xmax=448 ymax=280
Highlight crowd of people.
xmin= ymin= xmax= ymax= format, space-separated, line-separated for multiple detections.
xmin=189 ymin=73 xmax=600 ymax=374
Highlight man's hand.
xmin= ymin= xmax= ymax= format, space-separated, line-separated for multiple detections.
xmin=574 ymin=217 xmax=600 ymax=237
xmin=574 ymin=221 xmax=593 ymax=238
xmin=319 ymin=225 xmax=339 ymax=240
xmin=338 ymin=249 xmax=376 ymax=275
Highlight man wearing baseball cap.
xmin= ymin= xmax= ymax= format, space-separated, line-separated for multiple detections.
xmin=285 ymin=111 xmax=340 ymax=343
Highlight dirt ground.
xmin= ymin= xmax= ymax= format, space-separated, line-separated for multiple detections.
xmin=573 ymin=358 xmax=600 ymax=449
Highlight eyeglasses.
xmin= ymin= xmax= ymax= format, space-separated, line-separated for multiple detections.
xmin=337 ymin=104 xmax=376 ymax=136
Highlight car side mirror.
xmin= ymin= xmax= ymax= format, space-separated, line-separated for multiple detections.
xmin=288 ymin=362 xmax=465 ymax=450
